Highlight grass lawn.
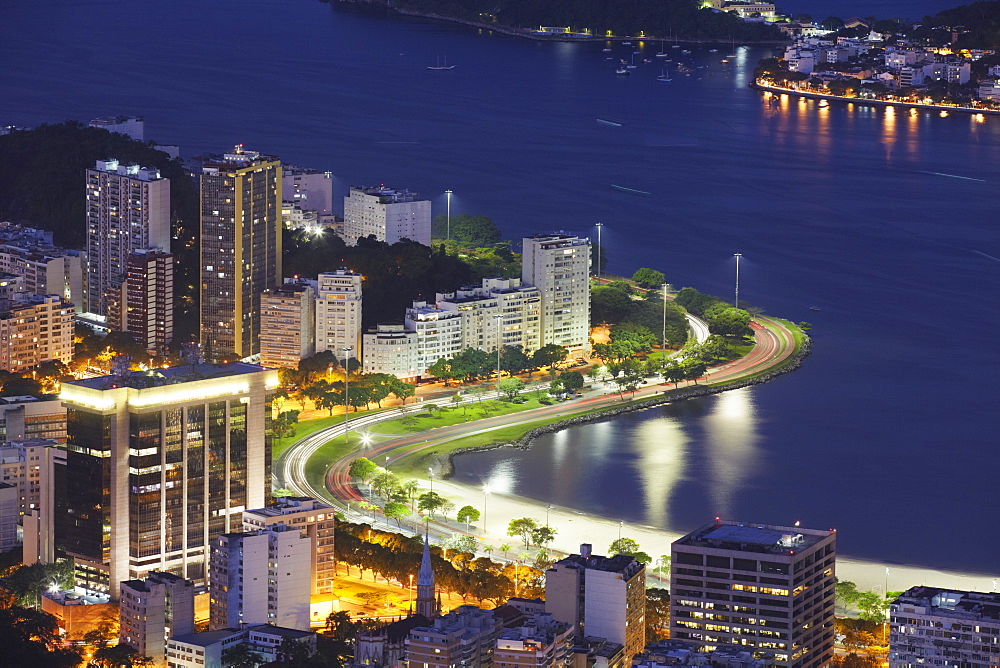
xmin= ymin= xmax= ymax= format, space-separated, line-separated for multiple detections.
xmin=273 ymin=406 xmax=395 ymax=461
xmin=301 ymin=434 xmax=388 ymax=501
xmin=371 ymin=394 xmax=556 ymax=436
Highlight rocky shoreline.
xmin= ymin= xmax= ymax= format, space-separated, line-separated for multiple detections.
xmin=429 ymin=332 xmax=813 ymax=478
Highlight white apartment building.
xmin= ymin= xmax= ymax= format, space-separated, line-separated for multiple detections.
xmin=209 ymin=524 xmax=311 ymax=631
xmin=980 ymin=79 xmax=1000 ymax=101
xmin=343 ymin=186 xmax=431 ymax=246
xmin=545 ymin=544 xmax=646 ymax=659
xmin=406 ymin=605 xmax=505 ymax=668
xmin=362 ymin=324 xmax=420 ymax=382
xmin=283 ymin=168 xmax=334 ymax=215
xmin=242 ymin=496 xmax=336 ymax=596
xmin=315 ymin=270 xmax=362 ymax=359
xmin=120 ymin=571 xmax=195 ymax=668
xmin=405 ymin=301 xmax=464 ymax=379
xmin=0 ymin=244 xmax=82 ymax=305
xmin=522 ymin=235 xmax=592 ymax=355
xmin=494 ymin=611 xmax=574 ymax=668
xmin=260 ymin=280 xmax=316 ymax=369
xmin=923 ymin=61 xmax=971 ymax=84
xmin=15 ymin=440 xmax=67 ymax=565
xmin=436 ymin=277 xmax=542 ymax=354
xmin=889 ymin=586 xmax=1000 ymax=668
xmin=85 ymin=159 xmax=170 ymax=316
xmin=0 ymin=395 xmax=66 ymax=443
xmin=0 ymin=294 xmax=74 ymax=372
xmin=89 ymin=115 xmax=144 ymax=141
xmin=167 ymin=625 xmax=317 ymax=668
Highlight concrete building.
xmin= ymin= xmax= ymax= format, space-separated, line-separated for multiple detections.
xmin=315 ymin=270 xmax=363 ymax=359
xmin=406 ymin=605 xmax=505 ymax=668
xmin=0 ymin=481 xmax=17 ymax=551
xmin=106 ymin=249 xmax=173 ymax=355
xmin=41 ymin=588 xmax=116 ymax=639
xmin=89 ymin=115 xmax=144 ymax=141
xmin=889 ymin=586 xmax=1000 ymax=668
xmin=58 ymin=362 xmax=277 ymax=594
xmin=283 ymin=168 xmax=334 ymax=215
xmin=405 ymin=301 xmax=464 ymax=379
xmin=343 ymin=186 xmax=431 ymax=246
xmin=11 ymin=440 xmax=68 ymax=565
xmin=0 ymin=394 xmax=66 ymax=443
xmin=522 ymin=235 xmax=591 ymax=356
xmin=209 ymin=524 xmax=311 ymax=631
xmin=545 ymin=544 xmax=646 ymax=659
xmin=260 ymin=280 xmax=316 ymax=369
xmin=0 ymin=438 xmax=66 ymax=517
xmin=0 ymin=294 xmax=75 ymax=372
xmin=437 ymin=277 xmax=542 ymax=355
xmin=200 ymin=146 xmax=282 ymax=363
xmin=924 ymin=61 xmax=971 ymax=85
xmin=494 ymin=611 xmax=574 ymax=668
xmin=167 ymin=625 xmax=317 ymax=668
xmin=669 ymin=520 xmax=837 ymax=668
xmin=979 ymin=79 xmax=1000 ymax=101
xmin=242 ymin=496 xmax=336 ymax=596
xmin=85 ymin=159 xmax=170 ymax=317
xmin=0 ymin=242 xmax=82 ymax=305
xmin=355 ymin=614 xmax=432 ymax=668
xmin=120 ymin=571 xmax=196 ymax=667
xmin=362 ymin=323 xmax=419 ymax=381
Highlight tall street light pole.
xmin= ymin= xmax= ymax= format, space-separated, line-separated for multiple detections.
xmin=482 ymin=483 xmax=490 ymax=537
xmin=595 ymin=222 xmax=604 ymax=283
xmin=495 ymin=314 xmax=503 ymax=395
xmin=343 ymin=346 xmax=352 ymax=446
xmin=733 ymin=253 xmax=743 ymax=309
xmin=661 ymin=283 xmax=668 ymax=350
xmin=445 ymin=190 xmax=453 ymax=242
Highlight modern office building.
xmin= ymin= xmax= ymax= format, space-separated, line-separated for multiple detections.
xmin=106 ymin=249 xmax=174 ymax=355
xmin=406 ymin=605 xmax=504 ymax=668
xmin=669 ymin=520 xmax=837 ymax=668
xmin=242 ymin=496 xmax=336 ymax=596
xmin=120 ymin=571 xmax=196 ymax=667
xmin=84 ymin=159 xmax=170 ymax=317
xmin=436 ymin=277 xmax=542 ymax=354
xmin=521 ymin=235 xmax=591 ymax=355
xmin=361 ymin=323 xmax=419 ymax=381
xmin=545 ymin=544 xmax=646 ymax=659
xmin=209 ymin=524 xmax=311 ymax=631
xmin=342 ymin=185 xmax=431 ymax=246
xmin=0 ymin=394 xmax=66 ymax=443
xmin=315 ymin=270 xmax=363 ymax=359
xmin=59 ymin=362 xmax=277 ymax=594
xmin=260 ymin=280 xmax=316 ymax=369
xmin=889 ymin=586 xmax=1000 ymax=668
xmin=200 ymin=146 xmax=282 ymax=363
xmin=0 ymin=294 xmax=75 ymax=372
xmin=405 ymin=301 xmax=463 ymax=379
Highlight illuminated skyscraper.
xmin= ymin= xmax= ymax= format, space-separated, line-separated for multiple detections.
xmin=521 ymin=234 xmax=591 ymax=355
xmin=200 ymin=146 xmax=282 ymax=362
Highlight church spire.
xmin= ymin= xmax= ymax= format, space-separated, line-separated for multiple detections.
xmin=415 ymin=534 xmax=439 ymax=619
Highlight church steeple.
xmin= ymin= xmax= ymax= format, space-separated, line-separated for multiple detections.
xmin=415 ymin=534 xmax=439 ymax=619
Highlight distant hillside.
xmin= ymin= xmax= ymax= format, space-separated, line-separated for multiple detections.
xmin=920 ymin=0 xmax=1000 ymax=48
xmin=343 ymin=0 xmax=786 ymax=42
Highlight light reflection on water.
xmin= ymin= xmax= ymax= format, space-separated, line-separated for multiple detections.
xmin=700 ymin=388 xmax=761 ymax=517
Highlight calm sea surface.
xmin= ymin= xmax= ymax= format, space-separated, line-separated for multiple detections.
xmin=2 ymin=0 xmax=998 ymax=573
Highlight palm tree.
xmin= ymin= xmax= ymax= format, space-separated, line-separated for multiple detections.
xmin=499 ymin=543 xmax=512 ymax=561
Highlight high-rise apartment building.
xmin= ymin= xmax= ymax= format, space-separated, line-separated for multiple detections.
xmin=0 ymin=241 xmax=83 ymax=305
xmin=406 ymin=605 xmax=504 ymax=668
xmin=209 ymin=525 xmax=311 ymax=631
xmin=545 ymin=544 xmax=646 ymax=659
xmin=0 ymin=294 xmax=74 ymax=372
xmin=260 ymin=280 xmax=316 ymax=369
xmin=521 ymin=235 xmax=591 ymax=355
xmin=405 ymin=301 xmax=463 ymax=378
xmin=315 ymin=270 xmax=363 ymax=359
xmin=669 ymin=520 xmax=836 ymax=668
xmin=0 ymin=482 xmax=17 ymax=552
xmin=9 ymin=439 xmax=68 ymax=566
xmin=343 ymin=186 xmax=431 ymax=246
xmin=120 ymin=571 xmax=196 ymax=668
xmin=59 ymin=362 xmax=277 ymax=594
xmin=437 ymin=277 xmax=542 ymax=354
xmin=85 ymin=159 xmax=170 ymax=317
xmin=362 ymin=324 xmax=419 ymax=381
xmin=106 ymin=249 xmax=174 ymax=355
xmin=889 ymin=586 xmax=1000 ymax=668
xmin=242 ymin=496 xmax=336 ymax=596
xmin=200 ymin=146 xmax=282 ymax=363
xmin=283 ymin=168 xmax=334 ymax=215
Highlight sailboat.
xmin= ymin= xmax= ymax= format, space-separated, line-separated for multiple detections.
xmin=656 ymin=38 xmax=669 ymax=57
xmin=626 ymin=52 xmax=638 ymax=69
xmin=656 ymin=67 xmax=672 ymax=82
xmin=428 ymin=55 xmax=455 ymax=70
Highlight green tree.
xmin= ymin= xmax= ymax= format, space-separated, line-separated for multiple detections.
xmin=548 ymin=377 xmax=565 ymax=398
xmin=456 ymin=505 xmax=481 ymax=528
xmin=383 ymin=502 xmax=411 ymax=526
xmin=608 ymin=537 xmax=652 ymax=564
xmin=590 ymin=284 xmax=633 ymax=325
xmin=821 ymin=16 xmax=845 ymax=30
xmin=497 ymin=377 xmax=525 ymax=401
xmin=417 ymin=491 xmax=448 ymax=518
xmin=560 ymin=370 xmax=584 ymax=392
xmin=631 ymin=267 xmax=666 ymax=289
xmin=646 ymin=588 xmax=671 ymax=642
xmin=530 ymin=525 xmax=557 ymax=548
xmin=531 ymin=344 xmax=568 ymax=371
xmin=500 ymin=345 xmax=531 ymax=375
xmin=432 ymin=213 xmax=503 ymax=246
xmin=348 ymin=457 xmax=379 ymax=482
xmin=446 ymin=533 xmax=478 ymax=554
xmin=0 ymin=606 xmax=82 ymax=667
xmin=836 ymin=579 xmax=862 ymax=610
xmin=507 ymin=518 xmax=539 ymax=548
xmin=426 ymin=357 xmax=456 ymax=385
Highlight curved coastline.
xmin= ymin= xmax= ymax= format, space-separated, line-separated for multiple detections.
xmin=754 ymin=81 xmax=1000 ymax=116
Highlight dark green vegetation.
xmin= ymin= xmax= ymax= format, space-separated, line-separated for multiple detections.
xmin=348 ymin=0 xmax=784 ymax=41
xmin=916 ymin=1 xmax=1000 ymax=49
xmin=431 ymin=213 xmax=502 ymax=247
xmin=674 ymin=286 xmax=752 ymax=337
xmin=592 ymin=280 xmax=688 ymax=346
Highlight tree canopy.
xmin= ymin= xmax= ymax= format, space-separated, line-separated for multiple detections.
xmin=432 ymin=214 xmax=503 ymax=246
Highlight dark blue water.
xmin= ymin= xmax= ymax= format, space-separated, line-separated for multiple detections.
xmin=2 ymin=0 xmax=998 ymax=574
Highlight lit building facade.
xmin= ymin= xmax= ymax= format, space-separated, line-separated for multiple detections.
xmin=0 ymin=294 xmax=74 ymax=372
xmin=106 ymin=249 xmax=174 ymax=355
xmin=260 ymin=280 xmax=316 ymax=369
xmin=59 ymin=362 xmax=277 ymax=594
xmin=200 ymin=146 xmax=282 ymax=362
xmin=343 ymin=185 xmax=431 ymax=246
xmin=315 ymin=270 xmax=363 ymax=360
xmin=361 ymin=324 xmax=419 ymax=382
xmin=120 ymin=571 xmax=196 ymax=668
xmin=405 ymin=301 xmax=463 ymax=379
xmin=85 ymin=159 xmax=170 ymax=317
xmin=521 ymin=235 xmax=591 ymax=355
xmin=0 ymin=243 xmax=82 ymax=305
xmin=669 ymin=520 xmax=837 ymax=668
xmin=436 ymin=277 xmax=542 ymax=354
xmin=406 ymin=605 xmax=504 ymax=668
xmin=889 ymin=586 xmax=1000 ymax=668
xmin=545 ymin=544 xmax=646 ymax=659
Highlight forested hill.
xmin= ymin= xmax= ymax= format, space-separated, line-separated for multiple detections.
xmin=919 ymin=1 xmax=1000 ymax=48
xmin=340 ymin=0 xmax=786 ymax=42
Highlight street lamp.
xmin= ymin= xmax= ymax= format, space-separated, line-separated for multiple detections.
xmin=428 ymin=467 xmax=434 ymax=493
xmin=661 ymin=283 xmax=668 ymax=350
xmin=495 ymin=313 xmax=504 ymax=395
xmin=445 ymin=190 xmax=453 ymax=241
xmin=595 ymin=222 xmax=604 ymax=283
xmin=546 ymin=504 xmax=552 ymax=527
xmin=733 ymin=253 xmax=742 ymax=309
xmin=483 ymin=482 xmax=491 ymax=537
xmin=342 ymin=346 xmax=353 ymax=446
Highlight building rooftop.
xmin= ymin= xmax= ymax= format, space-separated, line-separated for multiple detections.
xmin=349 ymin=185 xmax=422 ymax=203
xmin=552 ymin=544 xmax=645 ymax=573
xmin=894 ymin=586 xmax=1000 ymax=621
xmin=170 ymin=628 xmax=243 ymax=648
xmin=245 ymin=624 xmax=315 ymax=640
xmin=675 ymin=520 xmax=833 ymax=556
xmin=66 ymin=361 xmax=268 ymax=392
